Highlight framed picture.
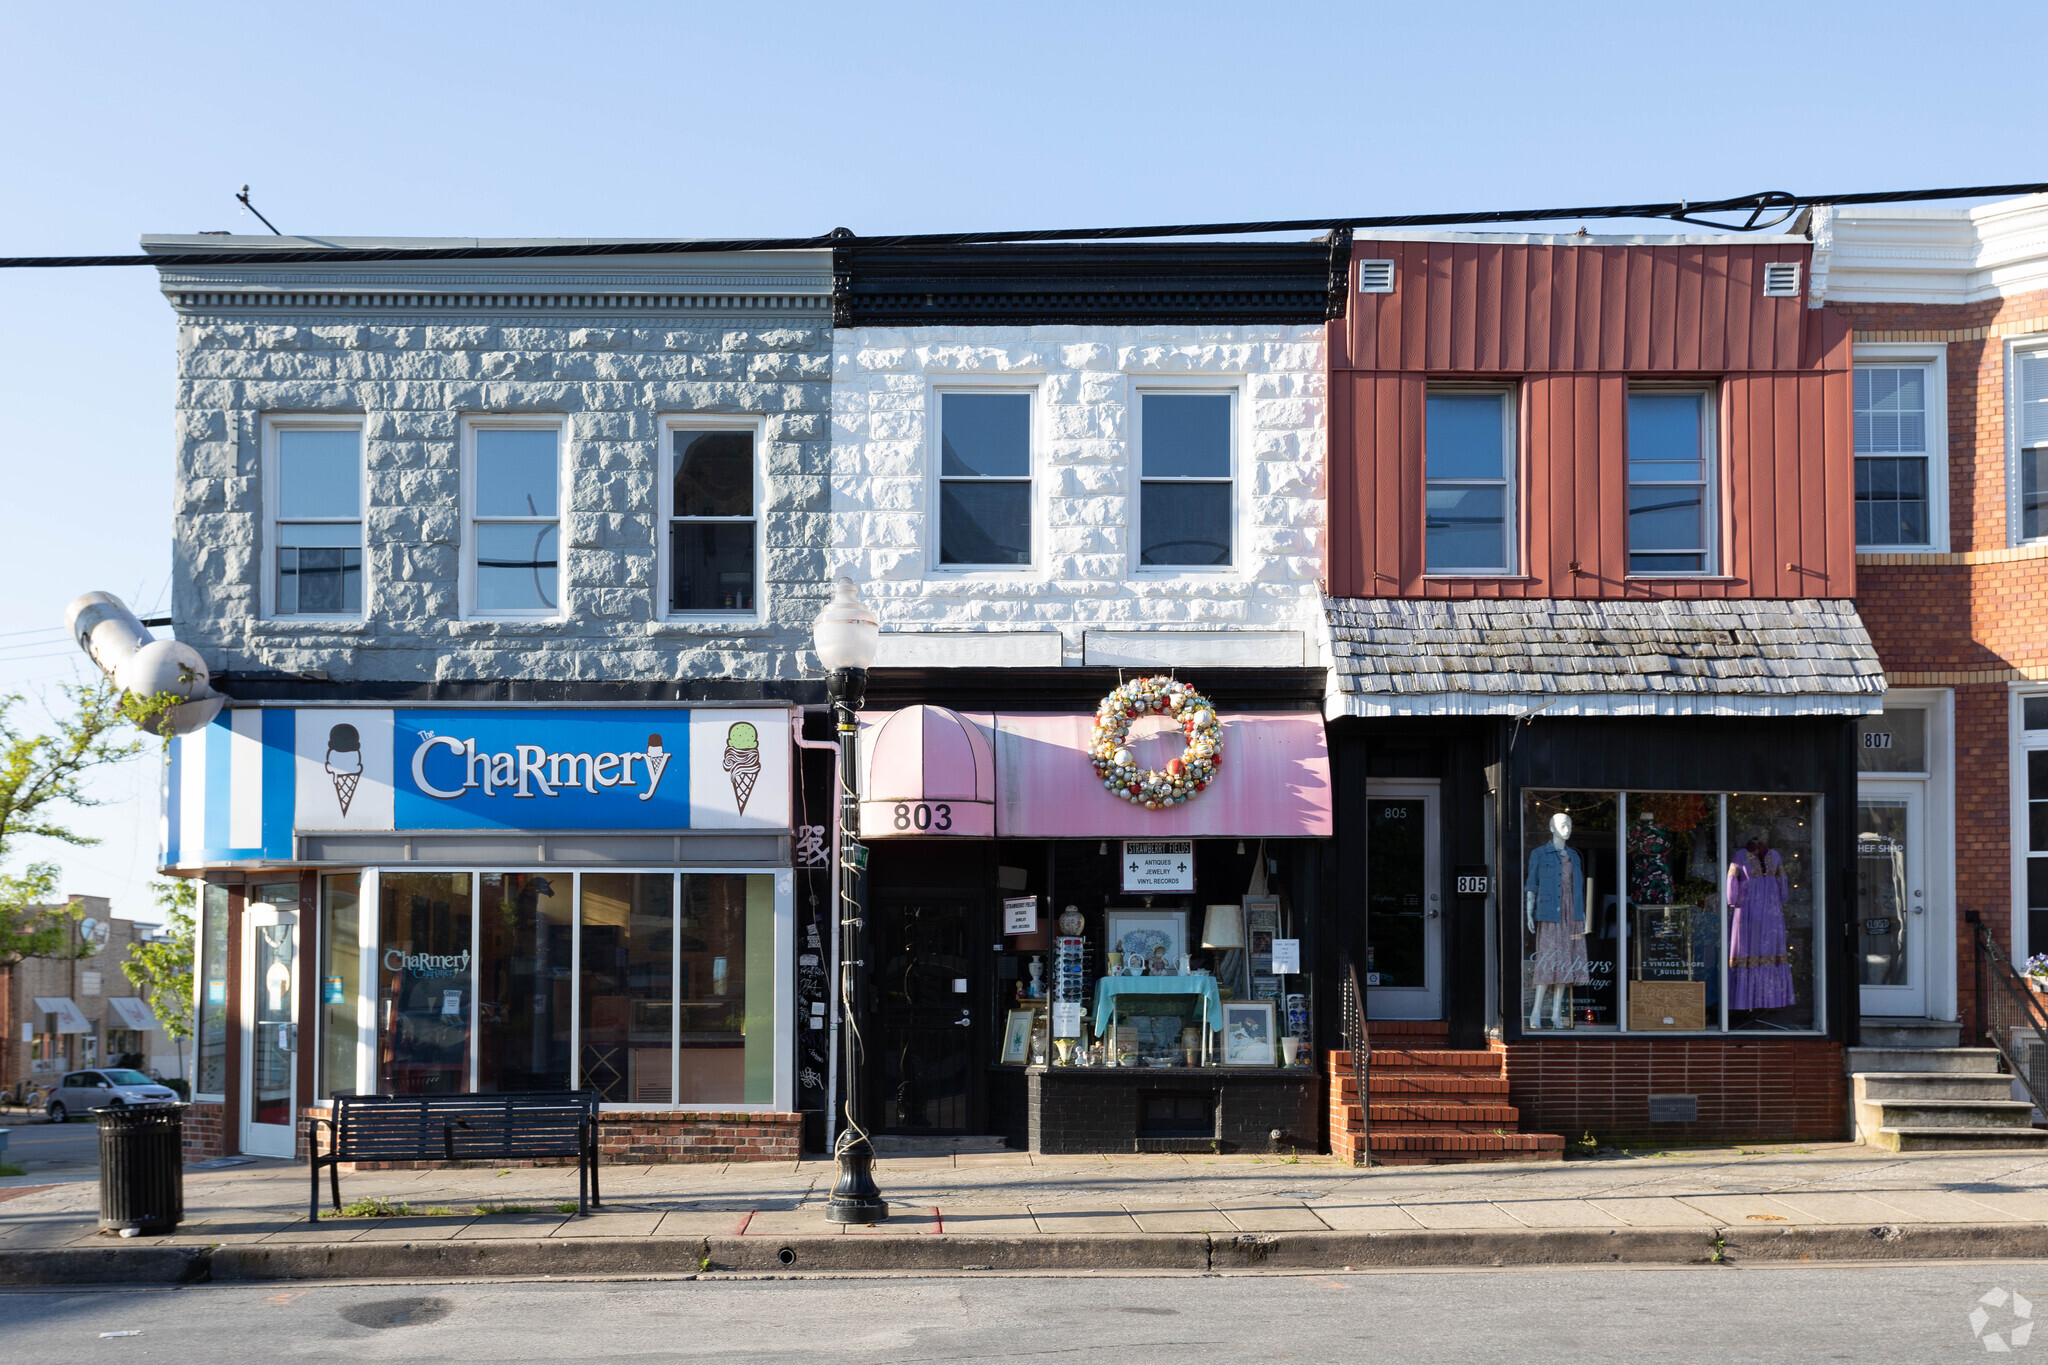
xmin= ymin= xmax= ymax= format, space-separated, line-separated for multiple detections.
xmin=1001 ymin=1008 xmax=1037 ymax=1065
xmin=1104 ymin=909 xmax=1187 ymax=976
xmin=1221 ymin=1000 xmax=1277 ymax=1067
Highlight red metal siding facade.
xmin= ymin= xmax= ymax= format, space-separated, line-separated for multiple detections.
xmin=1328 ymin=240 xmax=1856 ymax=600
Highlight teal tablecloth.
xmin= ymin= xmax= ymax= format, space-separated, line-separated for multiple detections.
xmin=1092 ymin=974 xmax=1225 ymax=1037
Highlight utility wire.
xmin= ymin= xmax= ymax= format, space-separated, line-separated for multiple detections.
xmin=2 ymin=181 xmax=2044 ymax=270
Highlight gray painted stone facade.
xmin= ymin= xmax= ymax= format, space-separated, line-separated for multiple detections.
xmin=152 ymin=238 xmax=834 ymax=684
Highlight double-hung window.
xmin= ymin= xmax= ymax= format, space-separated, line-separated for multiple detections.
xmin=1855 ymin=365 xmax=1933 ymax=548
xmin=1424 ymin=389 xmax=1515 ymax=574
xmin=468 ymin=421 xmax=562 ymax=616
xmin=937 ymin=391 xmax=1031 ymax=567
xmin=1137 ymin=391 xmax=1234 ymax=568
xmin=1626 ymin=389 xmax=1716 ymax=575
xmin=666 ymin=424 xmax=759 ymax=614
xmin=271 ymin=422 xmax=363 ymax=616
xmin=2015 ymin=346 xmax=2048 ymax=543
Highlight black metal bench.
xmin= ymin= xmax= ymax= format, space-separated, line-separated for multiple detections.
xmin=306 ymin=1091 xmax=602 ymax=1223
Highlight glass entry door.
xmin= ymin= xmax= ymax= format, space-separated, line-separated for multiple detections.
xmin=241 ymin=888 xmax=300 ymax=1159
xmin=1857 ymin=787 xmax=1926 ymax=1019
xmin=1365 ymin=783 xmax=1443 ymax=1020
xmin=870 ymin=894 xmax=978 ymax=1134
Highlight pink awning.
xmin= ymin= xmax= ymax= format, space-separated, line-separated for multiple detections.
xmin=992 ymin=711 xmax=1332 ymax=838
xmin=858 ymin=705 xmax=996 ymax=837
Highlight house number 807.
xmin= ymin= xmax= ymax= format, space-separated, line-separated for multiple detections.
xmin=893 ymin=802 xmax=952 ymax=831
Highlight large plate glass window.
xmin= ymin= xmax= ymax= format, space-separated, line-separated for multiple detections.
xmin=2016 ymin=348 xmax=2048 ymax=544
xmin=196 ymin=883 xmax=230 ymax=1094
xmin=316 ymin=873 xmax=361 ymax=1099
xmin=1138 ymin=392 xmax=1233 ymax=567
xmin=1424 ymin=389 xmax=1515 ymax=573
xmin=376 ymin=872 xmax=473 ymax=1093
xmin=579 ymin=873 xmax=676 ymax=1103
xmin=470 ymin=425 xmax=561 ymax=613
xmin=2026 ymin=696 xmax=2048 ymax=956
xmin=273 ymin=425 xmax=362 ymax=615
xmin=668 ymin=428 xmax=757 ymax=613
xmin=1627 ymin=390 xmax=1715 ymax=574
xmin=1855 ymin=365 xmax=1932 ymax=548
xmin=477 ymin=873 xmax=572 ymax=1092
xmin=938 ymin=392 xmax=1031 ymax=566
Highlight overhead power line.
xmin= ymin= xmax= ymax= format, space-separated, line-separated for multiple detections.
xmin=1 ymin=182 xmax=2044 ymax=271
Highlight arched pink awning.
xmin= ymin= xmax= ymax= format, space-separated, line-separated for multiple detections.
xmin=858 ymin=705 xmax=996 ymax=837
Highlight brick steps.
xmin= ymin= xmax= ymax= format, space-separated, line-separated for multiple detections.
xmin=1328 ymin=1041 xmax=1563 ymax=1167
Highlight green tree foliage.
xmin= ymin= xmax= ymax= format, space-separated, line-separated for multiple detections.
xmin=0 ymin=681 xmax=149 ymax=967
xmin=122 ymin=879 xmax=196 ymax=1047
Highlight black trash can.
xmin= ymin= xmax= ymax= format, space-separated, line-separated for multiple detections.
xmin=96 ymin=1104 xmax=185 ymax=1235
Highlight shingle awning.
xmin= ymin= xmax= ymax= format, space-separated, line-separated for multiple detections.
xmin=1324 ymin=598 xmax=1886 ymax=719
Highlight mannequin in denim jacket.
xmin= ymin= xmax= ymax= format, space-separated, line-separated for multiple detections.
xmin=1525 ymin=812 xmax=1593 ymax=1030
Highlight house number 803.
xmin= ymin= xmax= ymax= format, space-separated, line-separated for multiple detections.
xmin=893 ymin=802 xmax=953 ymax=831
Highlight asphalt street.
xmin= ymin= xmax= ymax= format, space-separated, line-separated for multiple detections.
xmin=0 ymin=1115 xmax=100 ymax=1180
xmin=2 ymin=1263 xmax=2042 ymax=1363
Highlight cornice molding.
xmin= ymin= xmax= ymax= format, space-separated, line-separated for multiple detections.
xmin=164 ymin=289 xmax=832 ymax=322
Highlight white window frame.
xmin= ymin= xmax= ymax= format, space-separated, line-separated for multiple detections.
xmin=2007 ymin=336 xmax=2048 ymax=547
xmin=658 ymin=415 xmax=767 ymax=623
xmin=1854 ymin=344 xmax=1950 ymax=554
xmin=262 ymin=415 xmax=367 ymax=620
xmin=460 ymin=415 xmax=569 ymax=620
xmin=1625 ymin=384 xmax=1720 ymax=578
xmin=2014 ymin=686 xmax=2048 ymax=968
xmin=927 ymin=382 xmax=1040 ymax=576
xmin=1130 ymin=377 xmax=1243 ymax=576
xmin=1422 ymin=383 xmax=1520 ymax=577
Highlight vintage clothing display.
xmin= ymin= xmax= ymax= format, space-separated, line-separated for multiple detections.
xmin=1726 ymin=848 xmax=1795 ymax=1009
xmin=1626 ymin=817 xmax=1676 ymax=905
xmin=1527 ymin=840 xmax=1591 ymax=986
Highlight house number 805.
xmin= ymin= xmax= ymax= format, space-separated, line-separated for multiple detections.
xmin=893 ymin=802 xmax=953 ymax=831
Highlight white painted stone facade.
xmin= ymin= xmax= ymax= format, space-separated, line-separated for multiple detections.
xmin=827 ymin=326 xmax=1328 ymax=664
xmin=156 ymin=241 xmax=833 ymax=683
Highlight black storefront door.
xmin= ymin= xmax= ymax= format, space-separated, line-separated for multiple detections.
xmin=871 ymin=892 xmax=981 ymax=1134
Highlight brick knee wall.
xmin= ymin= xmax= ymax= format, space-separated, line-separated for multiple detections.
xmin=1495 ymin=1038 xmax=1846 ymax=1145
xmin=181 ymin=1101 xmax=225 ymax=1162
xmin=298 ymin=1105 xmax=801 ymax=1167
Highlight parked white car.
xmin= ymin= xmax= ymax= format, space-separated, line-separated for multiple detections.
xmin=44 ymin=1069 xmax=180 ymax=1123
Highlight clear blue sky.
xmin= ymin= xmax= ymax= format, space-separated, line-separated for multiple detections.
xmin=0 ymin=1 xmax=2037 ymax=919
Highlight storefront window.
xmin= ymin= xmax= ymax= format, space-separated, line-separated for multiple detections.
xmin=1522 ymin=790 xmax=1820 ymax=1034
xmin=477 ymin=872 xmax=572 ymax=1092
xmin=317 ymin=873 xmax=361 ymax=1099
xmin=196 ymin=883 xmax=230 ymax=1095
xmin=579 ymin=873 xmax=675 ymax=1103
xmin=680 ymin=873 xmax=774 ymax=1104
xmin=377 ymin=872 xmax=473 ymax=1093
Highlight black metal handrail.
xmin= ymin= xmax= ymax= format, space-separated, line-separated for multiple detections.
xmin=1339 ymin=951 xmax=1371 ymax=1168
xmin=1972 ymin=919 xmax=2048 ymax=1114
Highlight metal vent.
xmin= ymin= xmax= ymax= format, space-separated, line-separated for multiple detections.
xmin=1762 ymin=262 xmax=1802 ymax=297
xmin=1357 ymin=259 xmax=1395 ymax=293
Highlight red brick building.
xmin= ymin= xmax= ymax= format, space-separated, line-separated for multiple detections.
xmin=1816 ymin=193 xmax=2048 ymax=1042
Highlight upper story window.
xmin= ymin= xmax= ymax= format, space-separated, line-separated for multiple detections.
xmin=1424 ymin=389 xmax=1516 ymax=575
xmin=665 ymin=423 xmax=759 ymax=615
xmin=1856 ymin=364 xmax=1934 ymax=548
xmin=2014 ymin=345 xmax=2048 ymax=544
xmin=1137 ymin=392 xmax=1234 ymax=568
xmin=1626 ymin=389 xmax=1716 ymax=575
xmin=466 ymin=420 xmax=562 ymax=616
xmin=937 ymin=391 xmax=1031 ymax=567
xmin=269 ymin=421 xmax=363 ymax=617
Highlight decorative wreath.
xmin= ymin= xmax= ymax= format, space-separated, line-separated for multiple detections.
xmin=1090 ymin=675 xmax=1223 ymax=808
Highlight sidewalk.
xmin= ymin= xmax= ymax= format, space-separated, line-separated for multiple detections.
xmin=6 ymin=1140 xmax=2048 ymax=1281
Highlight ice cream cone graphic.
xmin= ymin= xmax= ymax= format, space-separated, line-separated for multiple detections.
xmin=324 ymin=724 xmax=362 ymax=816
xmin=723 ymin=721 xmax=761 ymax=813
xmin=639 ymin=734 xmax=669 ymax=802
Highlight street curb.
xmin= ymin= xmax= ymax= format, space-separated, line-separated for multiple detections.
xmin=4 ymin=1222 xmax=2045 ymax=1284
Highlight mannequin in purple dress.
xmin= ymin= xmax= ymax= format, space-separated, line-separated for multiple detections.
xmin=1727 ymin=836 xmax=1795 ymax=1010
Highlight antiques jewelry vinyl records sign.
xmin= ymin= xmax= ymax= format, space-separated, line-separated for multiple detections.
xmin=1122 ymin=840 xmax=1194 ymax=892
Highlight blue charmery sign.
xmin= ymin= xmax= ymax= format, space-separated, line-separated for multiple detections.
xmin=393 ymin=710 xmax=694 ymax=830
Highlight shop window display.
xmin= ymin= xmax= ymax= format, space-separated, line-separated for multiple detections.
xmin=579 ymin=873 xmax=675 ymax=1104
xmin=317 ymin=873 xmax=361 ymax=1099
xmin=1725 ymin=794 xmax=1816 ymax=1031
xmin=1625 ymin=794 xmax=1721 ymax=1031
xmin=477 ymin=872 xmax=573 ymax=1093
xmin=678 ymin=873 xmax=775 ymax=1105
xmin=377 ymin=872 xmax=473 ymax=1093
xmin=1521 ymin=793 xmax=1619 ymax=1029
xmin=196 ymin=883 xmax=230 ymax=1094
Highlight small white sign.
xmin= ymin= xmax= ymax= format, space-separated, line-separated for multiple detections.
xmin=80 ymin=970 xmax=103 ymax=997
xmin=1003 ymin=896 xmax=1039 ymax=935
xmin=20 ymin=1021 xmax=31 ymax=1043
xmin=441 ymin=990 xmax=462 ymax=1018
xmin=1270 ymin=939 xmax=1300 ymax=974
xmin=1052 ymin=1002 xmax=1083 ymax=1038
xmin=1121 ymin=839 xmax=1195 ymax=892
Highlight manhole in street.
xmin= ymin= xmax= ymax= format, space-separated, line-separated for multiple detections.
xmin=341 ymin=1297 xmax=455 ymax=1330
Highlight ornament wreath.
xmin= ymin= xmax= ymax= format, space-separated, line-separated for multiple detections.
xmin=1089 ymin=675 xmax=1222 ymax=808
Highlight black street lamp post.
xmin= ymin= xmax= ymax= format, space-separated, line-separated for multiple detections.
xmin=814 ymin=578 xmax=887 ymax=1225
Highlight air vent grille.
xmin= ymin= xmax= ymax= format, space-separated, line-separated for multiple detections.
xmin=1357 ymin=259 xmax=1396 ymax=294
xmin=1762 ymin=262 xmax=1802 ymax=298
